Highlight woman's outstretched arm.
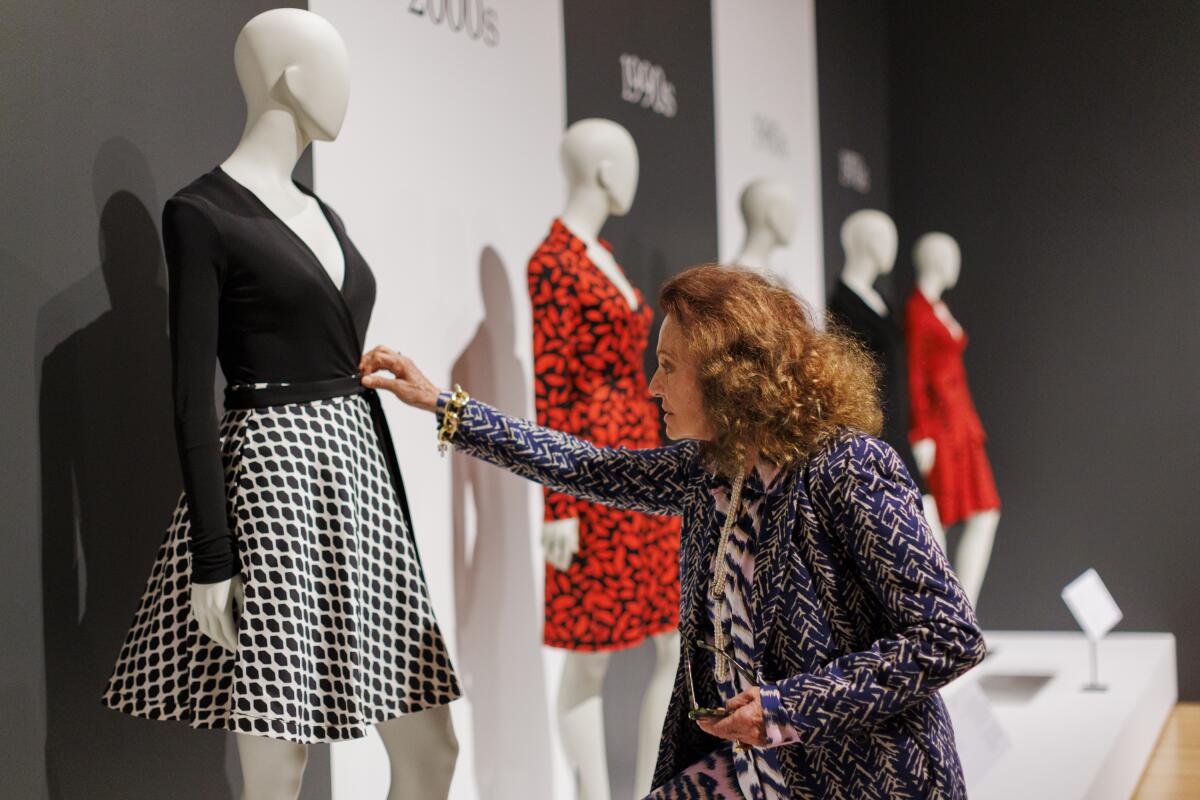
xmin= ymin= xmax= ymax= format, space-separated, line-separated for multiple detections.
xmin=361 ymin=346 xmax=697 ymax=518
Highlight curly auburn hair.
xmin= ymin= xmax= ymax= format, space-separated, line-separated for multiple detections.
xmin=659 ymin=264 xmax=882 ymax=475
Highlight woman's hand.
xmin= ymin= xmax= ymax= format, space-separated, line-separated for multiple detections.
xmin=359 ymin=346 xmax=443 ymax=412
xmin=695 ymin=686 xmax=769 ymax=748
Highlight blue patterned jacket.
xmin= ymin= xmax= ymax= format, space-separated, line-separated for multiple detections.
xmin=440 ymin=396 xmax=986 ymax=798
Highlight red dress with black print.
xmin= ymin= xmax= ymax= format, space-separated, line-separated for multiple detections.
xmin=905 ymin=291 xmax=1001 ymax=526
xmin=528 ymin=219 xmax=681 ymax=651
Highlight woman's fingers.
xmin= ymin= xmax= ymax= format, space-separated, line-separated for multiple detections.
xmin=358 ymin=347 xmax=442 ymax=411
xmin=362 ymin=373 xmax=401 ymax=394
xmin=695 ymin=697 xmax=768 ymax=747
xmin=724 ymin=687 xmax=759 ymax=711
xmin=361 ymin=346 xmax=399 ymax=376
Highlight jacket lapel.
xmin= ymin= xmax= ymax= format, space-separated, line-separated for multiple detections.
xmin=750 ymin=473 xmax=801 ymax=671
xmin=679 ymin=499 xmax=718 ymax=640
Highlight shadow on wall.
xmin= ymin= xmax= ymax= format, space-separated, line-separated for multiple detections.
xmin=450 ymin=247 xmax=555 ymax=799
xmin=38 ymin=139 xmax=233 ymax=799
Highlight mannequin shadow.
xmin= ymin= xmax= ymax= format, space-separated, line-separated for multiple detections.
xmin=449 ymin=247 xmax=554 ymax=799
xmin=37 ymin=158 xmax=233 ymax=796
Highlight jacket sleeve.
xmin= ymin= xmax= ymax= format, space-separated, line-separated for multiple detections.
xmin=437 ymin=395 xmax=696 ymax=518
xmin=163 ymin=197 xmax=238 ymax=584
xmin=528 ymin=249 xmax=584 ymax=523
xmin=905 ymin=300 xmax=937 ymax=442
xmin=758 ymin=435 xmax=985 ymax=747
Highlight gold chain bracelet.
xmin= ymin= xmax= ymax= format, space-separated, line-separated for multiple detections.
xmin=437 ymin=384 xmax=470 ymax=456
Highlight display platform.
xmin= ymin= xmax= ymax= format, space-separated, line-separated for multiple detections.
xmin=942 ymin=631 xmax=1177 ymax=800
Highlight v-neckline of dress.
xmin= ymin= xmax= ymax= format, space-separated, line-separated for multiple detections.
xmin=216 ymin=166 xmax=349 ymax=295
xmin=556 ymin=218 xmax=641 ymax=314
xmin=841 ymin=280 xmax=897 ymax=328
xmin=215 ymin=166 xmax=362 ymax=350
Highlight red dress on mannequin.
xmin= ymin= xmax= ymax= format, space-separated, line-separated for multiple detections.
xmin=905 ymin=291 xmax=1000 ymax=526
xmin=528 ymin=219 xmax=680 ymax=651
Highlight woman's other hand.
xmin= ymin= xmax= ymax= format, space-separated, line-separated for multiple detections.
xmin=360 ymin=346 xmax=442 ymax=412
xmin=695 ymin=686 xmax=769 ymax=748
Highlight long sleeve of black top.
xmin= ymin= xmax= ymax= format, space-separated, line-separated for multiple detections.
xmin=162 ymin=197 xmax=238 ymax=584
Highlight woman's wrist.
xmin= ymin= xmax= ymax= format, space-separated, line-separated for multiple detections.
xmin=436 ymin=385 xmax=471 ymax=455
xmin=422 ymin=386 xmax=444 ymax=413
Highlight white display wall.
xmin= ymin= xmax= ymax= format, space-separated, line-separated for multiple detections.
xmin=310 ymin=2 xmax=821 ymax=797
xmin=713 ymin=0 xmax=825 ymax=311
xmin=309 ymin=1 xmax=568 ymax=797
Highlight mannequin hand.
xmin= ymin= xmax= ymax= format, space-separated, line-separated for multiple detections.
xmin=695 ymin=687 xmax=768 ymax=748
xmin=542 ymin=518 xmax=580 ymax=571
xmin=912 ymin=438 xmax=936 ymax=476
xmin=191 ymin=575 xmax=244 ymax=654
xmin=360 ymin=346 xmax=443 ymax=412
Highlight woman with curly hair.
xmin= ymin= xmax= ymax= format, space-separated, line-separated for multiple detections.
xmin=360 ymin=265 xmax=985 ymax=799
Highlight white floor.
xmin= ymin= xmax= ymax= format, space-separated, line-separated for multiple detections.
xmin=942 ymin=631 xmax=1177 ymax=800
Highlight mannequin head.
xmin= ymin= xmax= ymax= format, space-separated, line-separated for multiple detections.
xmin=739 ymin=178 xmax=797 ymax=249
xmin=561 ymin=119 xmax=639 ymax=216
xmin=913 ymin=232 xmax=962 ymax=291
xmin=234 ymin=9 xmax=351 ymax=144
xmin=839 ymin=209 xmax=898 ymax=279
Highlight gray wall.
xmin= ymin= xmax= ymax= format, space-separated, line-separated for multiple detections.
xmin=815 ymin=0 xmax=892 ymax=299
xmin=0 ymin=3 xmax=329 ymax=797
xmin=815 ymin=2 xmax=1200 ymax=698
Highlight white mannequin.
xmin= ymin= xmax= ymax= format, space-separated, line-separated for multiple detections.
xmin=193 ymin=10 xmax=457 ymax=799
xmin=839 ymin=210 xmax=947 ymax=553
xmin=735 ymin=178 xmax=797 ymax=273
xmin=548 ymin=118 xmax=680 ymax=800
xmin=912 ymin=232 xmax=1000 ymax=606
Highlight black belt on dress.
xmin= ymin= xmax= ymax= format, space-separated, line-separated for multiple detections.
xmin=223 ymin=374 xmax=416 ymax=536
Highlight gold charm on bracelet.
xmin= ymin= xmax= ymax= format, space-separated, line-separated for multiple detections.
xmin=437 ymin=384 xmax=470 ymax=456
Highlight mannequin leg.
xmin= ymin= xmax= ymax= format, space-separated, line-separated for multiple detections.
xmin=634 ymin=630 xmax=680 ymax=797
xmin=236 ymin=734 xmax=309 ymax=800
xmin=558 ymin=649 xmax=613 ymax=800
xmin=921 ymin=494 xmax=947 ymax=554
xmin=955 ymin=509 xmax=1000 ymax=608
xmin=376 ymin=704 xmax=459 ymax=800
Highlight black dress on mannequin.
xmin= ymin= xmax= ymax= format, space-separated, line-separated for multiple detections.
xmin=102 ymin=167 xmax=460 ymax=743
xmin=828 ymin=280 xmax=927 ymax=493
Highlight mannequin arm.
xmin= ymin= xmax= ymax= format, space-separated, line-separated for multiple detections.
xmin=905 ymin=306 xmax=937 ymax=445
xmin=191 ymin=574 xmax=244 ymax=653
xmin=164 ymin=198 xmax=238 ymax=583
xmin=529 ymin=252 xmax=584 ymax=524
xmin=911 ymin=438 xmax=936 ymax=476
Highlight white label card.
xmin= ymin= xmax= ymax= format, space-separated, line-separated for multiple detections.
xmin=1061 ymin=568 xmax=1123 ymax=639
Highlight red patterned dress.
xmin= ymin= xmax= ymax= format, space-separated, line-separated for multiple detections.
xmin=905 ymin=291 xmax=1001 ymax=526
xmin=528 ymin=219 xmax=681 ymax=651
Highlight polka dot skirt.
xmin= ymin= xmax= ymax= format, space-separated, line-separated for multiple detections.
xmin=100 ymin=394 xmax=460 ymax=743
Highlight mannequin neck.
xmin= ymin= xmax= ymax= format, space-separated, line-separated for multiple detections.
xmin=738 ymin=225 xmax=778 ymax=270
xmin=917 ymin=272 xmax=945 ymax=302
xmin=561 ymin=185 xmax=610 ymax=244
xmin=841 ymin=258 xmax=888 ymax=315
xmin=222 ymin=106 xmax=310 ymax=190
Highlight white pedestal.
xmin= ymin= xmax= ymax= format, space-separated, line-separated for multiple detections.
xmin=942 ymin=631 xmax=1177 ymax=800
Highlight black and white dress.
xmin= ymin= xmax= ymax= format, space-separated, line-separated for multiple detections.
xmin=100 ymin=167 xmax=460 ymax=743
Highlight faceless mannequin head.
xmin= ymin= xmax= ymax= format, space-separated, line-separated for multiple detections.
xmin=234 ymin=9 xmax=351 ymax=143
xmin=840 ymin=209 xmax=898 ymax=278
xmin=740 ymin=178 xmax=797 ymax=248
xmin=913 ymin=232 xmax=962 ymax=290
xmin=561 ymin=119 xmax=639 ymax=216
